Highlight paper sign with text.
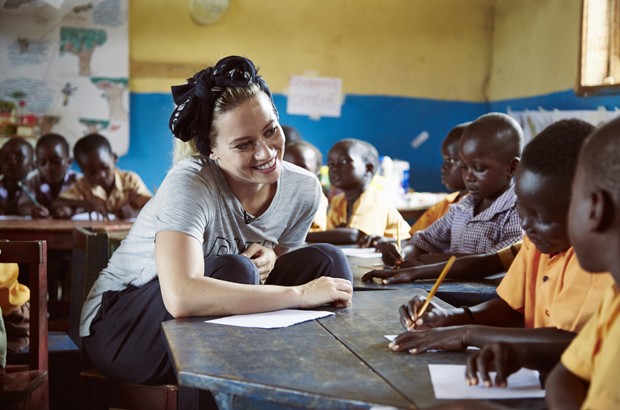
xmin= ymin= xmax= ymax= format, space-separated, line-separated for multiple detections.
xmin=287 ymin=75 xmax=343 ymax=118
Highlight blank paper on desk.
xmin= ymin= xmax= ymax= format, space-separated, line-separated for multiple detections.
xmin=205 ymin=309 xmax=334 ymax=329
xmin=428 ymin=365 xmax=545 ymax=399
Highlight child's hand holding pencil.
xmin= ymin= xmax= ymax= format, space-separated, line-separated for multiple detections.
xmin=399 ymin=256 xmax=456 ymax=330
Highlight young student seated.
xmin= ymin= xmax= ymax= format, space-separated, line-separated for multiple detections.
xmin=380 ymin=112 xmax=524 ymax=269
xmin=360 ymin=122 xmax=469 ymax=250
xmin=0 ymin=137 xmax=34 ymax=215
xmin=283 ymin=140 xmax=328 ymax=231
xmin=17 ymin=133 xmax=81 ymax=218
xmin=462 ymin=117 xmax=620 ymax=410
xmin=388 ymin=119 xmax=612 ymax=360
xmin=306 ymin=138 xmax=410 ymax=245
xmin=52 ymin=133 xmax=152 ymax=220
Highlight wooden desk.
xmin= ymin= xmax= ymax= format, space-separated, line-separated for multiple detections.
xmin=0 ymin=218 xmax=132 ymax=250
xmin=162 ymin=289 xmax=544 ymax=409
xmin=354 ymin=274 xmax=503 ymax=307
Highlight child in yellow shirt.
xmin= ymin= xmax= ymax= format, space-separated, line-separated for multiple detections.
xmin=389 ymin=119 xmax=611 ymax=363
xmin=53 ymin=133 xmax=152 ymax=220
xmin=460 ymin=117 xmax=620 ymax=410
xmin=306 ymin=138 xmax=410 ymax=245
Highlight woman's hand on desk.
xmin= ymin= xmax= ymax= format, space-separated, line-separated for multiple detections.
xmin=241 ymin=243 xmax=276 ymax=283
xmin=297 ymin=276 xmax=352 ymax=309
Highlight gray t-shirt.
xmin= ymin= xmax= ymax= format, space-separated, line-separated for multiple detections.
xmin=80 ymin=158 xmax=321 ymax=337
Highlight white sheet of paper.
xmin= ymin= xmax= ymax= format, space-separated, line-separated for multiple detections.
xmin=429 ymin=364 xmax=545 ymax=399
xmin=71 ymin=212 xmax=117 ymax=221
xmin=383 ymin=336 xmax=480 ymax=352
xmin=340 ymin=247 xmax=383 ymax=258
xmin=205 ymin=309 xmax=334 ymax=329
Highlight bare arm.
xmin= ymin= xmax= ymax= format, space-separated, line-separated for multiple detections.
xmin=545 ymin=363 xmax=588 ymax=410
xmin=156 ymin=231 xmax=353 ymax=318
xmin=306 ymin=227 xmax=363 ymax=245
xmin=363 ymin=252 xmax=505 ymax=284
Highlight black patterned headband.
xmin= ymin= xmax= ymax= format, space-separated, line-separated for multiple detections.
xmin=168 ymin=56 xmax=272 ymax=142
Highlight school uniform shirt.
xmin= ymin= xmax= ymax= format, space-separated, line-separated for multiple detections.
xmin=496 ymin=240 xmax=523 ymax=271
xmin=327 ymin=185 xmax=411 ymax=239
xmin=80 ymin=159 xmax=321 ymax=337
xmin=410 ymin=184 xmax=522 ymax=254
xmin=17 ymin=168 xmax=81 ymax=210
xmin=408 ymin=191 xmax=463 ymax=235
xmin=561 ymin=284 xmax=620 ymax=409
xmin=59 ymin=168 xmax=152 ymax=214
xmin=310 ymin=191 xmax=328 ymax=232
xmin=496 ymin=236 xmax=613 ymax=332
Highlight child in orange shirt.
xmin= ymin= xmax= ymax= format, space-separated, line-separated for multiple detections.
xmin=462 ymin=117 xmax=620 ymax=409
xmin=306 ymin=138 xmax=410 ymax=245
xmin=409 ymin=123 xmax=468 ymax=234
xmin=389 ymin=119 xmax=612 ymax=362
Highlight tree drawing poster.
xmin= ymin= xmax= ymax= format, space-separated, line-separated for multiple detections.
xmin=0 ymin=0 xmax=129 ymax=155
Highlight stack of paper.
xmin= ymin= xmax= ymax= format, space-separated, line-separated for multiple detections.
xmin=340 ymin=247 xmax=384 ymax=278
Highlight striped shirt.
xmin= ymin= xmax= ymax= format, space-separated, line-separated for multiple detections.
xmin=410 ymin=184 xmax=523 ymax=254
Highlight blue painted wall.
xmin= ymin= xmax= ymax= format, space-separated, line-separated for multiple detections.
xmin=121 ymin=89 xmax=620 ymax=194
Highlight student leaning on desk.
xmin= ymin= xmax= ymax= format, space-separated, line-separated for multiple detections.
xmin=78 ymin=56 xmax=353 ymax=409
xmin=390 ymin=119 xmax=612 ymax=385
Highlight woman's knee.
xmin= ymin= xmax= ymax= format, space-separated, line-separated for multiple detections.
xmin=299 ymin=244 xmax=353 ymax=281
xmin=205 ymin=254 xmax=259 ymax=284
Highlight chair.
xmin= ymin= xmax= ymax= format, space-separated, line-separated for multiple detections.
xmin=71 ymin=227 xmax=178 ymax=410
xmin=0 ymin=240 xmax=49 ymax=410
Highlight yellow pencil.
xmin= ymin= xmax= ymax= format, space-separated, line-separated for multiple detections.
xmin=416 ymin=256 xmax=457 ymax=318
xmin=396 ymin=223 xmax=402 ymax=254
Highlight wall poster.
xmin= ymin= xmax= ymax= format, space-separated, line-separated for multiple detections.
xmin=0 ymin=0 xmax=129 ymax=155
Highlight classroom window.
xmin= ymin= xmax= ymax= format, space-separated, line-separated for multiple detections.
xmin=579 ymin=0 xmax=620 ymax=94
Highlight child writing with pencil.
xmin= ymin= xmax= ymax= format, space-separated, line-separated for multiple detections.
xmin=306 ymin=138 xmax=410 ymax=245
xmin=389 ymin=119 xmax=612 ymax=365
xmin=461 ymin=117 xmax=620 ymax=410
xmin=380 ymin=113 xmax=524 ymax=269
xmin=0 ymin=137 xmax=34 ymax=215
xmin=17 ymin=133 xmax=81 ymax=218
xmin=52 ymin=133 xmax=152 ymax=220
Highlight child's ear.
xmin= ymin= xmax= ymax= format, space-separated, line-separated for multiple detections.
xmin=112 ymin=153 xmax=119 ymax=163
xmin=507 ymin=157 xmax=520 ymax=177
xmin=366 ymin=162 xmax=375 ymax=175
xmin=591 ymin=189 xmax=615 ymax=232
xmin=209 ymin=151 xmax=219 ymax=161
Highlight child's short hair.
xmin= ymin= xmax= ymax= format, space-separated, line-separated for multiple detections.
xmin=521 ymin=119 xmax=595 ymax=204
xmin=338 ymin=138 xmax=379 ymax=176
xmin=579 ymin=117 xmax=620 ymax=202
xmin=37 ymin=133 xmax=70 ymax=157
xmin=285 ymin=140 xmax=323 ymax=172
xmin=443 ymin=123 xmax=469 ymax=148
xmin=73 ymin=133 xmax=112 ymax=160
xmin=467 ymin=113 xmax=524 ymax=161
xmin=282 ymin=125 xmax=303 ymax=145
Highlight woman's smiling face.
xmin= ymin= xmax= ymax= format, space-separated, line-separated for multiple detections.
xmin=209 ymin=92 xmax=284 ymax=188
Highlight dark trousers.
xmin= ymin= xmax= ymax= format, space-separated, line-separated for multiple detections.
xmin=82 ymin=244 xmax=352 ymax=408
